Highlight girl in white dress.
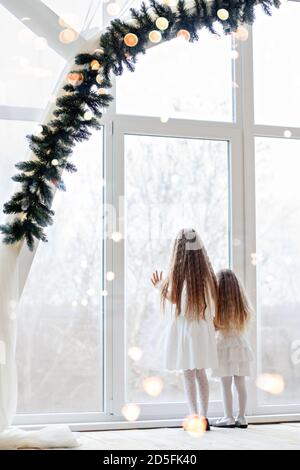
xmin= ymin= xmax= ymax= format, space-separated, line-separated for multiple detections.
xmin=151 ymin=228 xmax=218 ymax=431
xmin=212 ymin=269 xmax=254 ymax=429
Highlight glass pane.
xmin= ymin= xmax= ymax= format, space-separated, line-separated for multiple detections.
xmin=253 ymin=2 xmax=300 ymax=126
xmin=256 ymin=137 xmax=300 ymax=406
xmin=0 ymin=5 xmax=65 ymax=108
xmin=0 ymin=120 xmax=36 ymax=226
xmin=43 ymin=0 xmax=104 ymax=34
xmin=17 ymin=129 xmax=104 ymax=414
xmin=125 ymin=135 xmax=230 ymax=403
xmin=117 ymin=32 xmax=234 ymax=122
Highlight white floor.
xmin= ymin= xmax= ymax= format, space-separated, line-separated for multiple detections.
xmin=77 ymin=423 xmax=300 ymax=450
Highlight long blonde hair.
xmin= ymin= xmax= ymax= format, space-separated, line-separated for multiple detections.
xmin=214 ymin=269 xmax=252 ymax=332
xmin=161 ymin=228 xmax=217 ymax=321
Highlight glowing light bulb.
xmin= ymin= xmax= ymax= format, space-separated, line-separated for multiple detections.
xmin=51 ymin=159 xmax=59 ymax=166
xmin=67 ymin=72 xmax=84 ymax=87
xmin=155 ymin=17 xmax=169 ymax=31
xmin=149 ymin=30 xmax=162 ymax=43
xmin=182 ymin=415 xmax=207 ymax=437
xmin=98 ymin=88 xmax=108 ymax=95
xmin=256 ymin=373 xmax=285 ymax=395
xmin=121 ymin=404 xmax=140 ymax=421
xmin=59 ymin=28 xmax=78 ymax=44
xmin=106 ymin=271 xmax=115 ymax=281
xmin=107 ymin=3 xmax=121 ymax=16
xmin=217 ymin=8 xmax=229 ymax=21
xmin=84 ymin=111 xmax=93 ymax=121
xmin=111 ymin=232 xmax=122 ymax=242
xmin=142 ymin=376 xmax=164 ymax=397
xmin=234 ymin=25 xmax=249 ymax=41
xmin=176 ymin=29 xmax=190 ymax=41
xmin=128 ymin=347 xmax=143 ymax=361
xmin=284 ymin=129 xmax=292 ymax=138
xmin=124 ymin=33 xmax=138 ymax=47
xmin=90 ymin=59 xmax=101 ymax=71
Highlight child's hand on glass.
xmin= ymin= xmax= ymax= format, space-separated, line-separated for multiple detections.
xmin=151 ymin=270 xmax=163 ymax=288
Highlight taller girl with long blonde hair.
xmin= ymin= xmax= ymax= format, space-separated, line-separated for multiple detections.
xmin=151 ymin=228 xmax=218 ymax=431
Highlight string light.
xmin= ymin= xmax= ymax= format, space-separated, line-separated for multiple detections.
xmin=217 ymin=8 xmax=229 ymax=21
xmin=94 ymin=48 xmax=105 ymax=55
xmin=149 ymin=30 xmax=162 ymax=43
xmin=124 ymin=33 xmax=138 ymax=47
xmin=111 ymin=231 xmax=122 ymax=242
xmin=67 ymin=71 xmax=84 ymax=87
xmin=234 ymin=25 xmax=249 ymax=41
xmin=98 ymin=88 xmax=108 ymax=95
xmin=96 ymin=74 xmax=103 ymax=84
xmin=284 ymin=129 xmax=292 ymax=138
xmin=121 ymin=404 xmax=141 ymax=421
xmin=182 ymin=415 xmax=207 ymax=437
xmin=177 ymin=29 xmax=190 ymax=41
xmin=142 ymin=376 xmax=164 ymax=397
xmin=90 ymin=59 xmax=101 ymax=71
xmin=231 ymin=50 xmax=239 ymax=60
xmin=256 ymin=373 xmax=285 ymax=395
xmin=128 ymin=347 xmax=143 ymax=361
xmin=106 ymin=271 xmax=115 ymax=281
xmin=160 ymin=115 xmax=169 ymax=123
xmin=84 ymin=111 xmax=93 ymax=121
xmin=155 ymin=17 xmax=169 ymax=31
xmin=59 ymin=28 xmax=78 ymax=44
xmin=107 ymin=2 xmax=121 ymax=16
xmin=51 ymin=159 xmax=59 ymax=166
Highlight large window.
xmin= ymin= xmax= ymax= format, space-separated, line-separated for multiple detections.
xmin=125 ymin=135 xmax=230 ymax=403
xmin=0 ymin=0 xmax=299 ymax=426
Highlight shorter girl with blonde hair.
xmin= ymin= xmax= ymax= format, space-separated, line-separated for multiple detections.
xmin=151 ymin=229 xmax=218 ymax=431
xmin=212 ymin=269 xmax=254 ymax=429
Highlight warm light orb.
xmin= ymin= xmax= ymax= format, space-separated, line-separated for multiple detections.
xmin=98 ymin=88 xmax=108 ymax=95
xmin=234 ymin=25 xmax=249 ymax=41
xmin=96 ymin=74 xmax=103 ymax=84
xmin=90 ymin=59 xmax=101 ymax=71
xmin=284 ymin=129 xmax=292 ymax=138
xmin=124 ymin=33 xmax=139 ymax=47
xmin=121 ymin=404 xmax=141 ymax=422
xmin=51 ymin=159 xmax=59 ymax=166
xmin=111 ymin=231 xmax=122 ymax=242
xmin=84 ymin=111 xmax=93 ymax=121
xmin=176 ymin=29 xmax=190 ymax=41
xmin=217 ymin=8 xmax=229 ymax=21
xmin=106 ymin=271 xmax=115 ymax=281
xmin=231 ymin=50 xmax=239 ymax=60
xmin=106 ymin=2 xmax=120 ymax=16
xmin=59 ymin=28 xmax=78 ymax=44
xmin=149 ymin=30 xmax=162 ymax=43
xmin=128 ymin=347 xmax=143 ymax=361
xmin=67 ymin=71 xmax=84 ymax=87
xmin=182 ymin=415 xmax=207 ymax=437
xmin=155 ymin=17 xmax=169 ymax=31
xmin=256 ymin=373 xmax=285 ymax=395
xmin=142 ymin=376 xmax=164 ymax=397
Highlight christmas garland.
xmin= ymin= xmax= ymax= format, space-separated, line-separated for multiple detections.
xmin=0 ymin=0 xmax=282 ymax=249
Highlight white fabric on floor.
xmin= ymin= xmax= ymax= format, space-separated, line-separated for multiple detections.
xmin=0 ymin=425 xmax=79 ymax=449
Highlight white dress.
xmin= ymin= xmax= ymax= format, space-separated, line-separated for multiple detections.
xmin=164 ymin=285 xmax=218 ymax=371
xmin=212 ymin=329 xmax=254 ymax=377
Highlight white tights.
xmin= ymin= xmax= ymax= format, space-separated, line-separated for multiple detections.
xmin=221 ymin=376 xmax=247 ymax=419
xmin=183 ymin=369 xmax=209 ymax=417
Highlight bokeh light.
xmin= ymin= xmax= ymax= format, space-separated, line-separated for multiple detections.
xmin=142 ymin=376 xmax=164 ymax=397
xmin=256 ymin=373 xmax=285 ymax=395
xmin=121 ymin=403 xmax=141 ymax=421
xmin=182 ymin=415 xmax=207 ymax=437
xmin=128 ymin=346 xmax=143 ymax=361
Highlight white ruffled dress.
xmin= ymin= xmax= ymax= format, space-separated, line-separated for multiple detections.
xmin=164 ymin=285 xmax=218 ymax=371
xmin=212 ymin=329 xmax=254 ymax=377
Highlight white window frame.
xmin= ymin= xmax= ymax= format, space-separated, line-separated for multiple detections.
xmin=0 ymin=0 xmax=299 ymax=429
